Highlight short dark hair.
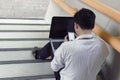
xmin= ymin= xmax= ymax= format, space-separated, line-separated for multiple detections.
xmin=74 ymin=8 xmax=96 ymax=30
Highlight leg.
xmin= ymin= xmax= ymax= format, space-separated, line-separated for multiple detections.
xmin=54 ymin=70 xmax=61 ymax=80
xmin=32 ymin=42 xmax=61 ymax=80
xmin=33 ymin=42 xmax=53 ymax=60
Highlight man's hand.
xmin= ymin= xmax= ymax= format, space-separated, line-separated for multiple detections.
xmin=64 ymin=35 xmax=69 ymax=42
xmin=64 ymin=33 xmax=77 ymax=42
xmin=74 ymin=33 xmax=78 ymax=38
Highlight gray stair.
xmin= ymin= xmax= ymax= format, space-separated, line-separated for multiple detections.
xmin=0 ymin=19 xmax=54 ymax=80
xmin=0 ymin=19 xmax=50 ymax=24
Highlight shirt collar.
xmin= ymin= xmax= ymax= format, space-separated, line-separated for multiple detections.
xmin=75 ymin=34 xmax=94 ymax=40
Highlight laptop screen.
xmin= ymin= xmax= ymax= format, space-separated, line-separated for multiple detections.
xmin=49 ymin=17 xmax=74 ymax=39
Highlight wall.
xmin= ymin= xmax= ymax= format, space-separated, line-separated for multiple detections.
xmin=102 ymin=20 xmax=120 ymax=80
xmin=45 ymin=0 xmax=70 ymax=22
xmin=98 ymin=0 xmax=120 ymax=11
xmin=45 ymin=0 xmax=120 ymax=80
xmin=96 ymin=1 xmax=120 ymax=80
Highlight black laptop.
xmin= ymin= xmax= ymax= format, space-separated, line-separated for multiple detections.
xmin=49 ymin=16 xmax=74 ymax=52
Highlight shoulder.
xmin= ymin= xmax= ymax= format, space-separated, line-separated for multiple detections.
xmin=96 ymin=38 xmax=107 ymax=47
xmin=61 ymin=41 xmax=74 ymax=47
xmin=57 ymin=41 xmax=74 ymax=52
xmin=95 ymin=38 xmax=109 ymax=54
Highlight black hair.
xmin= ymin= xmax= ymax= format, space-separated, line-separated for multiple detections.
xmin=74 ymin=8 xmax=96 ymax=30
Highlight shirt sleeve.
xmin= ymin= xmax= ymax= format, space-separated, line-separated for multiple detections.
xmin=51 ymin=43 xmax=65 ymax=72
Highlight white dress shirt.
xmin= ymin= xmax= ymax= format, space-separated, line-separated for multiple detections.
xmin=51 ymin=34 xmax=108 ymax=80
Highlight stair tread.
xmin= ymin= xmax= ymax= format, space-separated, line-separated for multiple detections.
xmin=0 ymin=19 xmax=50 ymax=24
xmin=0 ymin=74 xmax=55 ymax=80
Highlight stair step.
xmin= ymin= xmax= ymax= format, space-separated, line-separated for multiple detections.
xmin=0 ymin=59 xmax=51 ymax=65
xmin=0 ymin=74 xmax=54 ymax=80
xmin=0 ymin=51 xmax=35 ymax=61
xmin=0 ymin=19 xmax=50 ymax=24
xmin=0 ymin=38 xmax=49 ymax=41
xmin=0 ymin=17 xmax=44 ymax=20
xmin=0 ymin=32 xmax=49 ymax=38
xmin=0 ymin=48 xmax=32 ymax=51
xmin=0 ymin=50 xmax=52 ymax=61
xmin=0 ymin=30 xmax=49 ymax=32
xmin=37 ymin=78 xmax=55 ymax=80
xmin=0 ymin=25 xmax=50 ymax=31
xmin=0 ymin=41 xmax=48 ymax=48
xmin=0 ymin=62 xmax=53 ymax=78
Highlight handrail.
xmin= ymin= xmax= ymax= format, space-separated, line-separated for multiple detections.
xmin=53 ymin=0 xmax=120 ymax=52
xmin=116 ymin=36 xmax=120 ymax=40
xmin=81 ymin=0 xmax=120 ymax=24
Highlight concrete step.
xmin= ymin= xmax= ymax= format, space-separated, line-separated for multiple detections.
xmin=37 ymin=78 xmax=55 ymax=80
xmin=0 ymin=51 xmax=52 ymax=63
xmin=0 ymin=41 xmax=48 ymax=48
xmin=0 ymin=32 xmax=49 ymax=39
xmin=0 ymin=75 xmax=55 ymax=80
xmin=0 ymin=51 xmax=35 ymax=61
xmin=0 ymin=51 xmax=34 ymax=60
xmin=0 ymin=19 xmax=50 ymax=24
xmin=0 ymin=25 xmax=50 ymax=31
xmin=0 ymin=62 xmax=53 ymax=78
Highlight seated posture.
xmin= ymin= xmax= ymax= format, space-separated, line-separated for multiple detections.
xmin=32 ymin=8 xmax=108 ymax=80
xmin=51 ymin=8 xmax=109 ymax=80
xmin=32 ymin=42 xmax=53 ymax=60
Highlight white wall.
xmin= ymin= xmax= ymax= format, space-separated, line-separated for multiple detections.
xmin=45 ymin=0 xmax=70 ymax=22
xmin=45 ymin=0 xmax=120 ymax=80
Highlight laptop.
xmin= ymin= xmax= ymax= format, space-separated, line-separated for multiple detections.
xmin=49 ymin=16 xmax=74 ymax=53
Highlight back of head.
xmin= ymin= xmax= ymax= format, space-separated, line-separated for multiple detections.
xmin=74 ymin=8 xmax=96 ymax=30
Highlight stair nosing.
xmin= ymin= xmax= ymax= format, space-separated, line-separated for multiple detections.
xmin=0 ymin=48 xmax=34 ymax=51
xmin=0 ymin=38 xmax=49 ymax=41
xmin=0 ymin=74 xmax=54 ymax=80
xmin=0 ymin=30 xmax=50 ymax=32
xmin=0 ymin=23 xmax=51 ymax=25
xmin=0 ymin=17 xmax=45 ymax=20
xmin=0 ymin=59 xmax=51 ymax=65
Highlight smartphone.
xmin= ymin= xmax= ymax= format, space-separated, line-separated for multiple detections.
xmin=68 ymin=32 xmax=75 ymax=41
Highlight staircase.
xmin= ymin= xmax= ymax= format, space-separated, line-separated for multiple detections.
xmin=0 ymin=18 xmax=55 ymax=80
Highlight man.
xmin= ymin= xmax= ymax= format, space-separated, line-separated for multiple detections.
xmin=51 ymin=8 xmax=108 ymax=80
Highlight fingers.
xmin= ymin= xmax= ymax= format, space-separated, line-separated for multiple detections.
xmin=74 ymin=33 xmax=78 ymax=38
xmin=64 ymin=35 xmax=68 ymax=42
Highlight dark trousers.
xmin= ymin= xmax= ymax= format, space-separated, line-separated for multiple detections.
xmin=36 ymin=42 xmax=60 ymax=80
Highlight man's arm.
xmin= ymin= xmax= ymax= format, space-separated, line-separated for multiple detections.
xmin=51 ymin=43 xmax=65 ymax=72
